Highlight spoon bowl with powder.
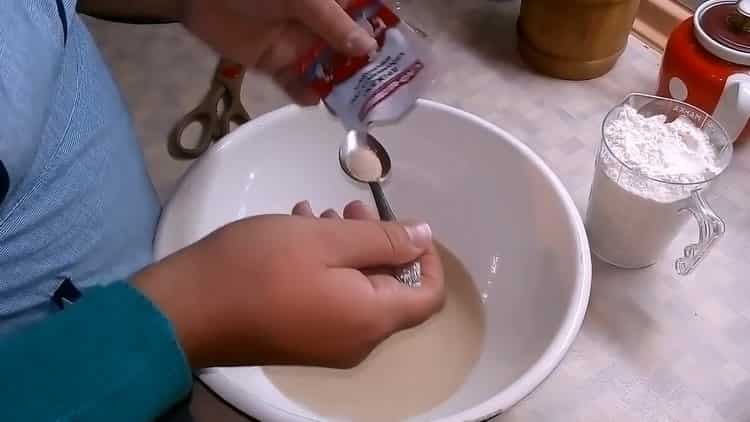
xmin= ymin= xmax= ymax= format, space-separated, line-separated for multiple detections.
xmin=339 ymin=130 xmax=421 ymax=287
xmin=339 ymin=131 xmax=390 ymax=180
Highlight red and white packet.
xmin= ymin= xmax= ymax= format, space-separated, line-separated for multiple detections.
xmin=296 ymin=0 xmax=434 ymax=132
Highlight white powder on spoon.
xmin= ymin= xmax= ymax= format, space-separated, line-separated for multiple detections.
xmin=348 ymin=148 xmax=383 ymax=181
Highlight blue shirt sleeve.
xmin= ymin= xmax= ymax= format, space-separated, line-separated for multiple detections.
xmin=0 ymin=282 xmax=193 ymax=421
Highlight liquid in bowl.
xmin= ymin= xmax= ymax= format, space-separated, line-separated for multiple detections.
xmin=263 ymin=242 xmax=486 ymax=422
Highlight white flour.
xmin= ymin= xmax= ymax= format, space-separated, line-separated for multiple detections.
xmin=586 ymin=105 xmax=722 ymax=268
xmin=603 ymin=105 xmax=721 ymax=201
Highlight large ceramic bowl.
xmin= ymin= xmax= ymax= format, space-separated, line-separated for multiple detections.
xmin=154 ymin=99 xmax=591 ymax=421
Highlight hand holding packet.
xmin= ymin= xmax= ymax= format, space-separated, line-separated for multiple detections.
xmin=296 ymin=0 xmax=435 ymax=132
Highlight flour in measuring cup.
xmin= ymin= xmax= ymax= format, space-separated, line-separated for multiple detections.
xmin=585 ymin=105 xmax=723 ymax=268
xmin=602 ymin=105 xmax=721 ymax=200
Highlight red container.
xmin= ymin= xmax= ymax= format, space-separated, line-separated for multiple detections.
xmin=657 ymin=0 xmax=750 ymax=144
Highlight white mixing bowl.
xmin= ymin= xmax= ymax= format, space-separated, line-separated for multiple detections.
xmin=154 ymin=99 xmax=591 ymax=421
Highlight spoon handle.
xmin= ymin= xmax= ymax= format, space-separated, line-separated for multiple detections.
xmin=368 ymin=182 xmax=422 ymax=288
xmin=369 ymin=182 xmax=397 ymax=222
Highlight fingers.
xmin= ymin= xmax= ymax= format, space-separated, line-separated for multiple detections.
xmin=293 ymin=200 xmax=376 ymax=220
xmin=289 ymin=0 xmax=377 ymax=56
xmin=328 ymin=241 xmax=445 ymax=335
xmin=341 ymin=200 xmax=443 ymax=328
xmin=292 ymin=201 xmax=342 ymax=219
xmin=371 ymin=242 xmax=446 ymax=332
xmin=257 ymin=23 xmax=318 ymax=75
xmin=291 ymin=200 xmax=431 ymax=267
xmin=293 ymin=199 xmax=445 ymax=334
xmin=274 ymin=70 xmax=321 ymax=106
xmin=320 ymin=209 xmax=341 ymax=219
xmin=343 ymin=200 xmax=378 ymax=220
xmin=292 ymin=201 xmax=315 ymax=217
xmin=321 ymin=218 xmax=433 ymax=268
xmin=183 ymin=0 xmax=277 ymax=68
xmin=293 ymin=201 xmax=431 ymax=269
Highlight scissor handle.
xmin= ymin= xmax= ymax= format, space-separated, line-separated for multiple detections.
xmin=168 ymin=108 xmax=220 ymax=160
xmin=218 ymin=100 xmax=251 ymax=136
xmin=168 ymin=59 xmax=251 ymax=160
xmin=168 ymin=84 xmax=226 ymax=160
xmin=215 ymin=60 xmax=251 ymax=136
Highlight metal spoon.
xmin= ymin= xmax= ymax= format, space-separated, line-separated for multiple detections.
xmin=339 ymin=130 xmax=422 ymax=288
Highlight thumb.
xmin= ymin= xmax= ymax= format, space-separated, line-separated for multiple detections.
xmin=289 ymin=0 xmax=378 ymax=56
xmin=321 ymin=219 xmax=433 ymax=268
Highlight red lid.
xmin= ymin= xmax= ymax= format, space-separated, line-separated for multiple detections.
xmin=695 ymin=0 xmax=750 ymax=65
xmin=701 ymin=2 xmax=750 ymax=52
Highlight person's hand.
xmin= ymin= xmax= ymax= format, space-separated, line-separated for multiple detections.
xmin=133 ymin=200 xmax=444 ymax=369
xmin=180 ymin=0 xmax=377 ymax=105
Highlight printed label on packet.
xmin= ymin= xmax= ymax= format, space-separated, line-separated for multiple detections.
xmin=296 ymin=0 xmax=434 ymax=131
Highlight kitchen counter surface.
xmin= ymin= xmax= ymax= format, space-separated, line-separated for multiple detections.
xmin=87 ymin=1 xmax=750 ymax=421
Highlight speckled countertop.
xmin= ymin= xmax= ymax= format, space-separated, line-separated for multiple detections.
xmin=87 ymin=1 xmax=750 ymax=421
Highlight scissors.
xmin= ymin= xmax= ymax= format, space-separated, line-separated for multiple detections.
xmin=168 ymin=58 xmax=251 ymax=160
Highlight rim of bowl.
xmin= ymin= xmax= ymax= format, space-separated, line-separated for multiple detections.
xmin=415 ymin=101 xmax=591 ymax=421
xmin=162 ymin=99 xmax=592 ymax=422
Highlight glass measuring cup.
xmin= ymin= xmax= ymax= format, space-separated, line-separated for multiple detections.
xmin=585 ymin=94 xmax=733 ymax=275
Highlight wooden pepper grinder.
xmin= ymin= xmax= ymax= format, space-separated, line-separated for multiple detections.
xmin=517 ymin=0 xmax=641 ymax=80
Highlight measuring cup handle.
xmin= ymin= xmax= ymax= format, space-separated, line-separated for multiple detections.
xmin=675 ymin=191 xmax=725 ymax=275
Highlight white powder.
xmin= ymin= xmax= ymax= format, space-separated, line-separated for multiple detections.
xmin=602 ymin=105 xmax=721 ymax=201
xmin=586 ymin=105 xmax=722 ymax=268
xmin=348 ymin=148 xmax=383 ymax=182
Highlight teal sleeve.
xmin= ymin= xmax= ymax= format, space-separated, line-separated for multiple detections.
xmin=0 ymin=282 xmax=193 ymax=422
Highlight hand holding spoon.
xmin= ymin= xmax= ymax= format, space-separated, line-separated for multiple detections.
xmin=339 ymin=131 xmax=422 ymax=288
